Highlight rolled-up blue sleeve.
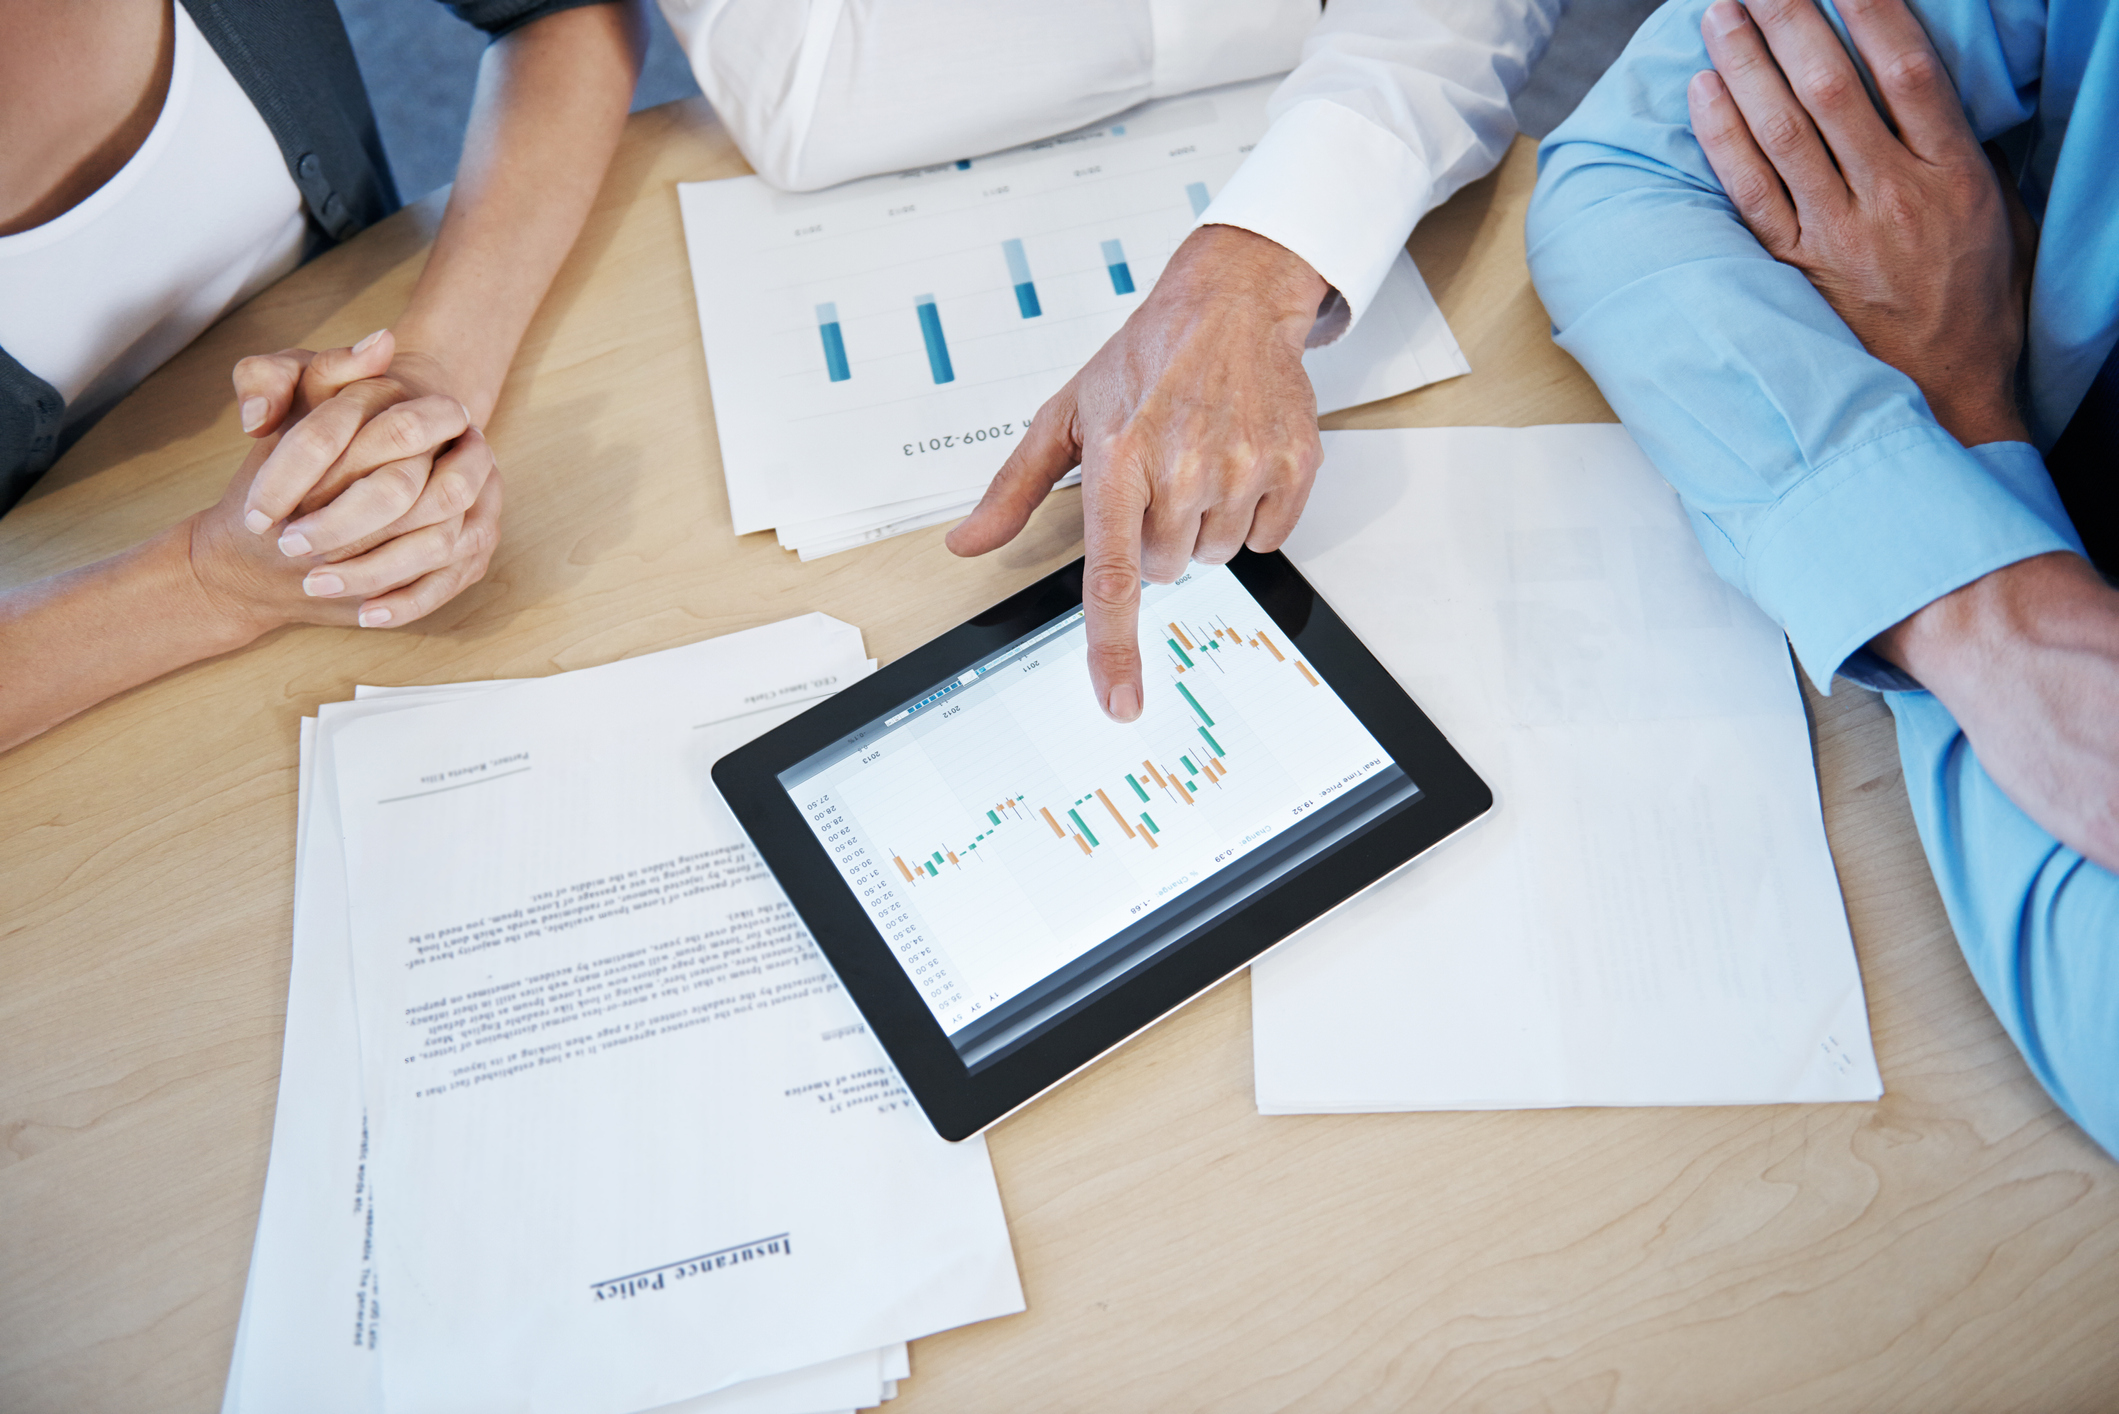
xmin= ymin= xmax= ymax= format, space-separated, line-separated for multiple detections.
xmin=1525 ymin=0 xmax=2076 ymax=691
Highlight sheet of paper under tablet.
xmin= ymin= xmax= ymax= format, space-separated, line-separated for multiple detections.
xmin=1253 ymin=427 xmax=1881 ymax=1111
xmin=225 ymin=627 xmax=911 ymax=1413
xmin=326 ymin=621 xmax=1022 ymax=1414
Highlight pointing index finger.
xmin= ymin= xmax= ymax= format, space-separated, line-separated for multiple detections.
xmin=1082 ymin=460 xmax=1147 ymax=723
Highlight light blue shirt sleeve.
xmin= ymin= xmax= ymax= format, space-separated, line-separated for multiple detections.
xmin=1524 ymin=0 xmax=2078 ymax=691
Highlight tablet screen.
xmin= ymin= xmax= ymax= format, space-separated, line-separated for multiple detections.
xmin=777 ymin=563 xmax=1420 ymax=1072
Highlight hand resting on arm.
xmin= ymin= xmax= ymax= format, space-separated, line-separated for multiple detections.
xmin=1688 ymin=0 xmax=2119 ymax=870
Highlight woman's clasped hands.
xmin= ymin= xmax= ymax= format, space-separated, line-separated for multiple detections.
xmin=190 ymin=328 xmax=503 ymax=637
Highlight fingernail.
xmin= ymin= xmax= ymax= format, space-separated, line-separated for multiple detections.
xmin=244 ymin=509 xmax=273 ymax=535
xmin=359 ymin=606 xmax=393 ymax=628
xmin=278 ymin=530 xmax=312 ymax=557
xmin=1707 ymin=0 xmax=1747 ymax=34
xmin=1108 ymin=682 xmax=1141 ymax=722
xmin=304 ymin=572 xmax=344 ymax=597
xmin=240 ymin=397 xmax=268 ymax=432
xmin=353 ymin=329 xmax=386 ymax=354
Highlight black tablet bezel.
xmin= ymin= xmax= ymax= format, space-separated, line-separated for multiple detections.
xmin=712 ymin=550 xmax=1491 ymax=1140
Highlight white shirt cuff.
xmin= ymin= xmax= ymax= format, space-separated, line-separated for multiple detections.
xmin=1196 ymin=98 xmax=1434 ymax=344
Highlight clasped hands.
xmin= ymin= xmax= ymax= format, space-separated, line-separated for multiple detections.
xmin=1688 ymin=0 xmax=2119 ymax=870
xmin=190 ymin=328 xmax=502 ymax=640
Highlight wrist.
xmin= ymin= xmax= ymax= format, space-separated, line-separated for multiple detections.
xmin=1158 ymin=225 xmax=1331 ymax=335
xmin=382 ymin=330 xmax=500 ymax=429
xmin=1872 ymin=551 xmax=2116 ymax=687
xmin=1926 ymin=387 xmax=2030 ymax=450
xmin=174 ymin=515 xmax=283 ymax=653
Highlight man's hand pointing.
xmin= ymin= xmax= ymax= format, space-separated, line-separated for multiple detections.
xmin=945 ymin=224 xmax=1329 ymax=721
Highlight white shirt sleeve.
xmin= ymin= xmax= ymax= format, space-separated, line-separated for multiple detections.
xmin=1200 ymin=0 xmax=1563 ymax=341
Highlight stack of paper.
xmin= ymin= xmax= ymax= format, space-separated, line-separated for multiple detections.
xmin=1253 ymin=427 xmax=1884 ymax=1112
xmin=678 ymin=77 xmax=1469 ymax=559
xmin=225 ymin=615 xmax=1024 ymax=1414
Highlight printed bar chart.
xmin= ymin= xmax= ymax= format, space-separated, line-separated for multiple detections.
xmin=678 ymin=74 xmax=1466 ymax=541
xmin=914 ymin=294 xmax=955 ymax=384
xmin=1001 ymin=239 xmax=1041 ymax=319
xmin=1186 ymin=181 xmax=1211 ymax=217
xmin=815 ymin=302 xmax=851 ymax=383
xmin=1101 ymin=239 xmax=1136 ymax=296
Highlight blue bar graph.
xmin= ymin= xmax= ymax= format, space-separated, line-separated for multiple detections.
xmin=1101 ymin=239 xmax=1135 ymax=296
xmin=1001 ymin=239 xmax=1042 ymax=318
xmin=1186 ymin=181 xmax=1211 ymax=216
xmin=815 ymin=302 xmax=851 ymax=382
xmin=914 ymin=295 xmax=955 ymax=384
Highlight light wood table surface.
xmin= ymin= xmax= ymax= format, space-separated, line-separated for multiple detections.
xmin=4 ymin=105 xmax=2115 ymax=1414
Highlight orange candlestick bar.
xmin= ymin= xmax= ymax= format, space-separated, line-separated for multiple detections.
xmin=1169 ymin=622 xmax=1195 ymax=651
xmin=1142 ymin=830 xmax=1159 ymax=849
xmin=1213 ymin=756 xmax=1228 ymax=774
xmin=1257 ymin=630 xmax=1286 ymax=662
xmin=1203 ymin=760 xmax=1219 ymax=782
xmin=893 ymin=855 xmax=914 ymax=882
xmin=1172 ymin=776 xmax=1195 ymax=804
xmin=945 ymin=850 xmax=958 ymax=865
xmin=1041 ymin=806 xmax=1065 ymax=837
xmin=1096 ymin=789 xmax=1137 ymax=838
xmin=1143 ymin=759 xmax=1167 ymax=787
xmin=1073 ymin=833 xmax=1093 ymax=856
xmin=1296 ymin=660 xmax=1321 ymax=686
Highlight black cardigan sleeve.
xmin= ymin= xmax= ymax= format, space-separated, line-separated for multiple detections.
xmin=181 ymin=0 xmax=399 ymax=243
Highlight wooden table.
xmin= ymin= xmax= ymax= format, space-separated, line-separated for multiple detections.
xmin=5 ymin=104 xmax=2115 ymax=1413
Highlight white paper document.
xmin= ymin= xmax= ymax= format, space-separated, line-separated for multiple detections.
xmin=232 ymin=697 xmax=905 ymax=1414
xmin=679 ymin=75 xmax=1467 ymax=552
xmin=224 ymin=617 xmax=1016 ymax=1414
xmin=1253 ymin=427 xmax=1882 ymax=1112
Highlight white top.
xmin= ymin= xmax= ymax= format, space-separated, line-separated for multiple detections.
xmin=658 ymin=0 xmax=1561 ymax=338
xmin=0 ymin=2 xmax=309 ymax=434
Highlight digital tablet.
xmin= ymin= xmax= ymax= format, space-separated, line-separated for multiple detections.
xmin=712 ymin=551 xmax=1491 ymax=1140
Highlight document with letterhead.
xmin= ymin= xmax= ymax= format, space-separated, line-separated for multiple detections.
xmin=222 ymin=616 xmax=1013 ymax=1414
